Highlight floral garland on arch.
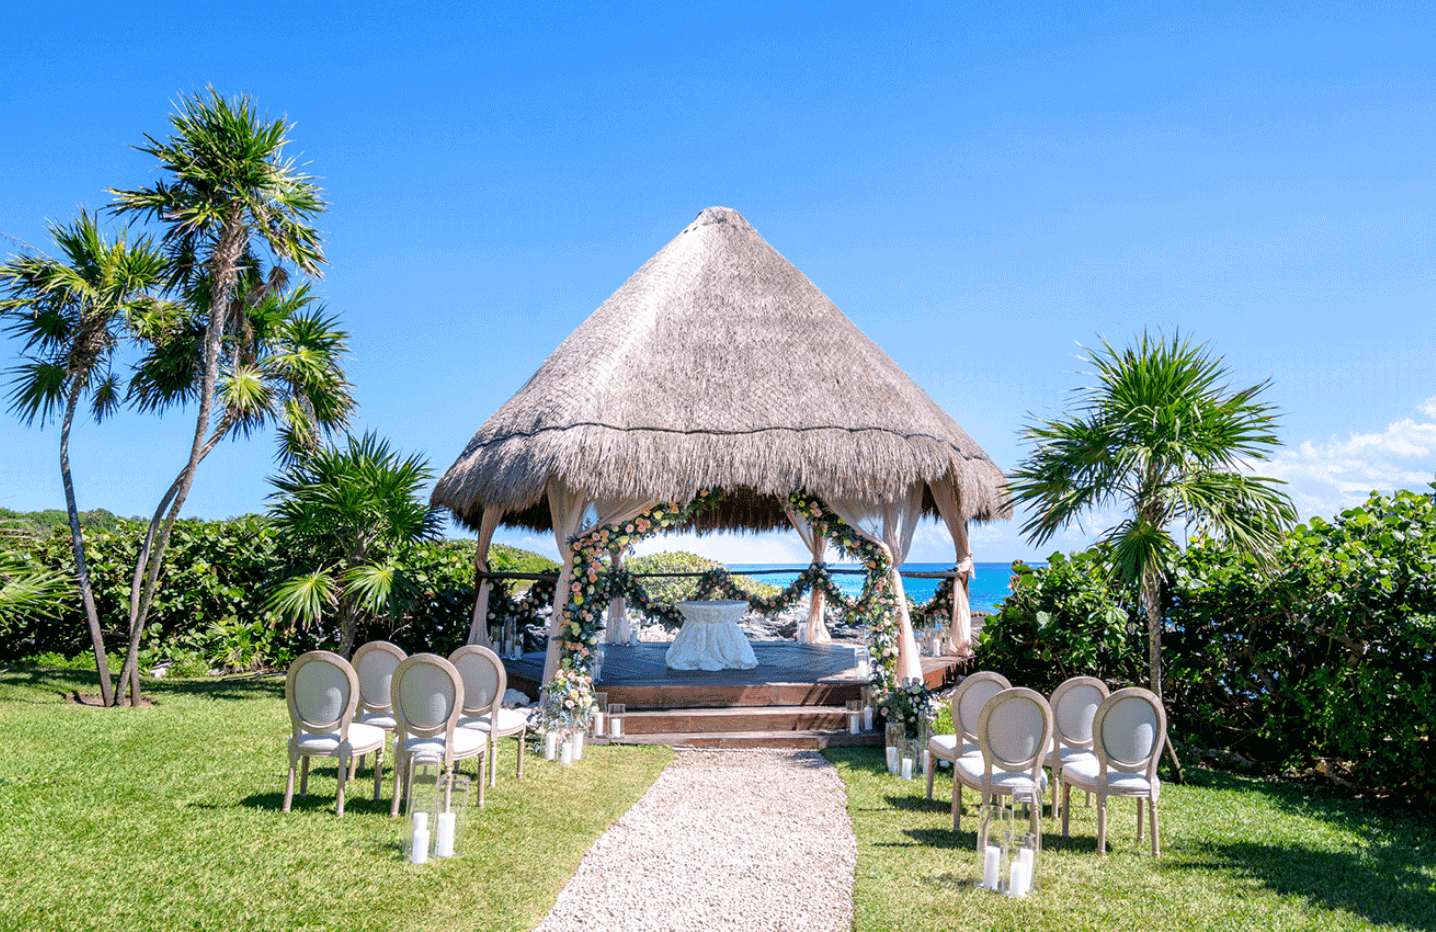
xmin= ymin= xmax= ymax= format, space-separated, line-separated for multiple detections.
xmin=543 ymin=491 xmax=722 ymax=730
xmin=540 ymin=488 xmax=952 ymax=729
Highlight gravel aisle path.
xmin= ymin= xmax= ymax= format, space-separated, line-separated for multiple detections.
xmin=535 ymin=749 xmax=856 ymax=932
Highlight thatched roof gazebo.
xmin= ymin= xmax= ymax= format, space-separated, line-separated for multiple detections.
xmin=432 ymin=206 xmax=1010 ymax=685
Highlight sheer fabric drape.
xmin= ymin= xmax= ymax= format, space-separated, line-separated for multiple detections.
xmin=784 ymin=508 xmax=831 ymax=643
xmin=930 ymin=479 xmax=976 ymax=656
xmin=541 ymin=481 xmax=658 ymax=683
xmin=592 ymin=495 xmax=660 ymax=645
xmin=826 ymin=484 xmax=925 ymax=683
xmin=465 ymin=507 xmax=504 ymax=648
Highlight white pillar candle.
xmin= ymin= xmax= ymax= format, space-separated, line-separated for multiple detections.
xmin=610 ymin=717 xmax=623 ymax=738
xmin=409 ymin=812 xmax=430 ymax=865
xmin=885 ymin=746 xmax=899 ymax=774
xmin=560 ymin=739 xmax=573 ymax=766
xmin=900 ymin=757 xmax=913 ymax=780
xmin=848 ymin=713 xmax=860 ymax=735
xmin=982 ymin=845 xmax=1000 ymax=890
xmin=862 ymin=707 xmax=873 ymax=731
xmin=544 ymin=731 xmax=558 ymax=761
xmin=434 ymin=811 xmax=456 ymax=858
xmin=1019 ymin=847 xmax=1034 ymax=872
xmin=573 ymin=731 xmax=584 ymax=760
xmin=1007 ymin=861 xmax=1030 ymax=898
xmin=593 ymin=712 xmax=605 ymax=736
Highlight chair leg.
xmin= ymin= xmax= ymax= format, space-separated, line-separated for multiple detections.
xmin=1061 ymin=782 xmax=1071 ymax=838
xmin=1050 ymin=765 xmax=1059 ymax=819
xmin=516 ymin=731 xmax=525 ymax=779
xmin=390 ymin=750 xmax=405 ymax=819
xmin=478 ymin=754 xmax=486 ymax=808
xmin=1096 ymin=792 xmax=1108 ymax=856
xmin=299 ymin=756 xmax=311 ymax=796
xmin=951 ymin=780 xmax=962 ymax=832
xmin=373 ymin=742 xmax=385 ymax=800
xmin=1149 ymin=799 xmax=1160 ymax=857
xmin=490 ymin=733 xmax=498 ymax=788
xmin=336 ymin=750 xmax=349 ymax=818
xmin=283 ymin=750 xmax=298 ymax=813
xmin=925 ymin=754 xmax=936 ymax=800
xmin=1136 ymin=798 xmax=1144 ymax=843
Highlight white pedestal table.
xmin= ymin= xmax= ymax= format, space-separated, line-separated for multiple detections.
xmin=664 ymin=599 xmax=759 ymax=671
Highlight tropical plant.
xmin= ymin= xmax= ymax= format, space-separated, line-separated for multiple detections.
xmin=1008 ymin=332 xmax=1297 ymax=778
xmin=0 ymin=212 xmax=170 ymax=704
xmin=265 ymin=433 xmax=444 ymax=657
xmin=109 ymin=88 xmax=333 ymax=704
xmin=974 ymin=548 xmax=1145 ymax=696
xmin=0 ymin=545 xmax=71 ymax=632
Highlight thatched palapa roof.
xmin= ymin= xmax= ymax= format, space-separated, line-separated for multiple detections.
xmin=432 ymin=207 xmax=1010 ymax=534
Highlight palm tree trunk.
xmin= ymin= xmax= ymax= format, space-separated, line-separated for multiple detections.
xmin=118 ymin=219 xmax=247 ymax=705
xmin=59 ymin=376 xmax=114 ymax=707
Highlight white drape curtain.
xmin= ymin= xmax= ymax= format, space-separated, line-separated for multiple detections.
xmin=826 ymin=483 xmax=925 ymax=683
xmin=930 ymin=479 xmax=976 ymax=656
xmin=542 ymin=478 xmax=591 ymax=684
xmin=783 ymin=508 xmax=831 ymax=643
xmin=542 ymin=482 xmax=659 ymax=683
xmin=592 ymin=495 xmax=661 ymax=645
xmin=465 ymin=507 xmax=505 ymax=648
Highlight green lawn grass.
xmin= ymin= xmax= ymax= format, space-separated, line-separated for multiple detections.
xmin=0 ymin=667 xmax=670 ymax=932
xmin=826 ymin=747 xmax=1436 ymax=932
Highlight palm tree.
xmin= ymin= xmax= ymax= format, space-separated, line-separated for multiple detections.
xmin=0 ymin=213 xmax=170 ymax=705
xmin=109 ymin=89 xmax=328 ymax=704
xmin=1009 ymin=332 xmax=1297 ymax=776
xmin=266 ymin=433 xmax=444 ymax=657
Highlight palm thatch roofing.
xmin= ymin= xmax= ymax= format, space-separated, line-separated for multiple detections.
xmin=432 ymin=206 xmax=1010 ymax=534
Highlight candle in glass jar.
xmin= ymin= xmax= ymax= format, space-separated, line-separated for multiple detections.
xmin=410 ymin=812 xmax=430 ymax=865
xmin=885 ymin=746 xmax=899 ymax=774
xmin=1007 ymin=861 xmax=1030 ymax=898
xmin=573 ymin=731 xmax=584 ymax=760
xmin=560 ymin=739 xmax=573 ymax=766
xmin=434 ymin=811 xmax=456 ymax=858
xmin=900 ymin=757 xmax=913 ymax=780
xmin=592 ymin=711 xmax=605 ymax=736
xmin=848 ymin=713 xmax=860 ymax=735
xmin=544 ymin=731 xmax=558 ymax=760
xmin=862 ymin=706 xmax=873 ymax=731
xmin=981 ymin=845 xmax=1000 ymax=890
xmin=609 ymin=717 xmax=623 ymax=738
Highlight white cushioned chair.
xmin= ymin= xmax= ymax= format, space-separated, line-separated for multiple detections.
xmin=1044 ymin=676 xmax=1109 ymax=818
xmin=1060 ymin=686 xmax=1167 ymax=856
xmin=389 ymin=653 xmax=487 ymax=818
xmin=283 ymin=650 xmax=386 ymax=817
xmin=351 ymin=640 xmax=407 ymax=792
xmin=450 ymin=645 xmax=528 ymax=787
xmin=925 ymin=671 xmax=1011 ymax=800
xmin=952 ymin=686 xmax=1053 ymax=837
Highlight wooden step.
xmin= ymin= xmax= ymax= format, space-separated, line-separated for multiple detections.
xmin=616 ymin=705 xmax=856 ymax=735
xmin=600 ymin=729 xmax=885 ymax=750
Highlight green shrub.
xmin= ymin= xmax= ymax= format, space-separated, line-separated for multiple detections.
xmin=626 ymin=550 xmax=779 ymax=604
xmin=973 ymin=548 xmax=1145 ymax=696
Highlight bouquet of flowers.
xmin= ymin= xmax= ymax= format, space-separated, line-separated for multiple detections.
xmin=878 ymin=678 xmax=939 ymax=740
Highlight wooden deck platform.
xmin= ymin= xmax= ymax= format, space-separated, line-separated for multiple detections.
xmin=503 ymin=642 xmax=972 ymax=748
xmin=503 ymin=641 xmax=969 ymax=709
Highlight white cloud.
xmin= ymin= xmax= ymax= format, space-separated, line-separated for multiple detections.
xmin=1263 ymin=396 xmax=1436 ymax=520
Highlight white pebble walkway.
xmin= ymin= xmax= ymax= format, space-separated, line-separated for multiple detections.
xmin=535 ymin=749 xmax=857 ymax=932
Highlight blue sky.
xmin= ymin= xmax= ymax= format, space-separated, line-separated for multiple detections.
xmin=2 ymin=2 xmax=1434 ymax=564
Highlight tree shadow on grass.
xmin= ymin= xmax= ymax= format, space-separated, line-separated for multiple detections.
xmin=1170 ymin=768 xmax=1436 ymax=930
xmin=1171 ymin=839 xmax=1436 ymax=930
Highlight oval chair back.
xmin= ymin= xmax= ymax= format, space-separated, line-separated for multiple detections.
xmin=450 ymin=645 xmax=506 ymax=720
xmin=352 ymin=641 xmax=407 ymax=721
xmin=287 ymin=650 xmax=360 ymax=738
xmin=954 ymin=671 xmax=1011 ymax=747
xmin=1093 ymin=687 xmax=1166 ymax=782
xmin=1046 ymin=676 xmax=1110 ymax=815
xmin=976 ymin=687 xmax=1053 ymax=780
xmin=389 ymin=653 xmax=477 ymax=818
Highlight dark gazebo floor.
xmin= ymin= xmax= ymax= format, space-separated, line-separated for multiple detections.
xmin=503 ymin=641 xmax=970 ymax=710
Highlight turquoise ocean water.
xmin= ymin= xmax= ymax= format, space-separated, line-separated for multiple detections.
xmin=728 ymin=562 xmax=1015 ymax=614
